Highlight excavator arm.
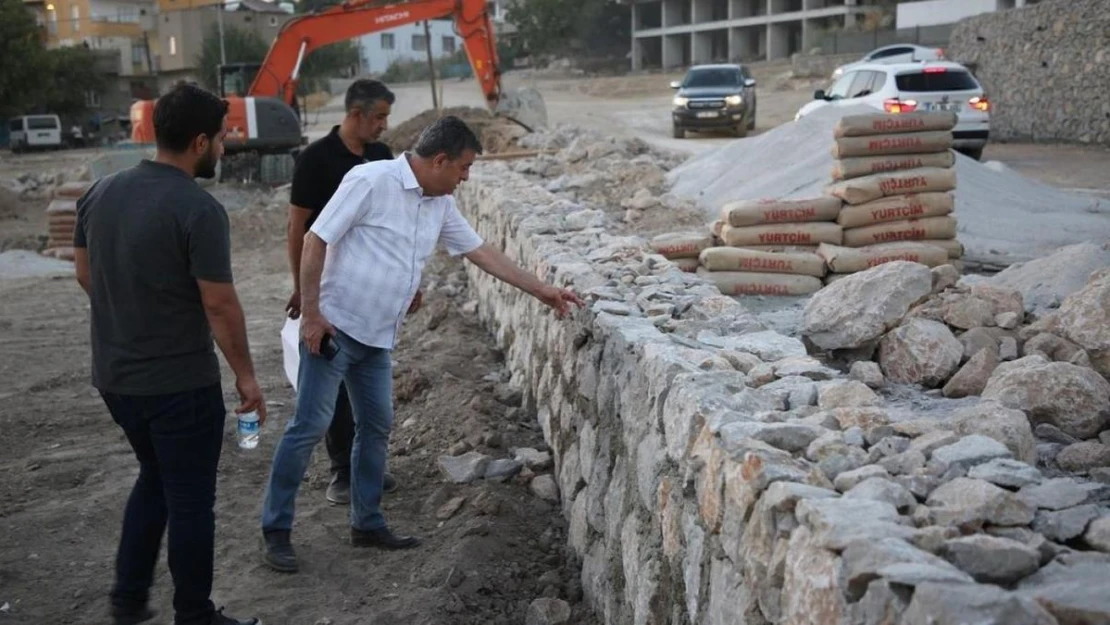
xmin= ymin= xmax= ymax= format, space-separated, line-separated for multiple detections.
xmin=249 ymin=0 xmax=502 ymax=109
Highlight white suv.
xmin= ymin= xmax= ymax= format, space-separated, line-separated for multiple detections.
xmin=830 ymin=44 xmax=946 ymax=80
xmin=795 ymin=61 xmax=991 ymax=160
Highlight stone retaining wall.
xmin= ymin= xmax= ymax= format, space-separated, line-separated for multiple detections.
xmin=456 ymin=153 xmax=1110 ymax=625
xmin=948 ymin=0 xmax=1110 ymax=145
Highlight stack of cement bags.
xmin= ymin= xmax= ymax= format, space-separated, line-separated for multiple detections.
xmin=820 ymin=111 xmax=961 ymax=281
xmin=695 ymin=196 xmax=845 ymax=296
xmin=41 ymin=181 xmax=91 ymax=262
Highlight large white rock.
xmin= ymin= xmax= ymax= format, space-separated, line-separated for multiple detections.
xmin=878 ymin=318 xmax=963 ymax=388
xmin=1052 ymin=269 xmax=1110 ymax=380
xmin=801 ymin=261 xmax=933 ymax=351
xmin=982 ymin=355 xmax=1110 ymax=439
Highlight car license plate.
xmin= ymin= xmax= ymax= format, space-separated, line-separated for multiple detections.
xmin=696 ymin=111 xmax=718 ymax=119
xmin=925 ymin=102 xmax=961 ymax=112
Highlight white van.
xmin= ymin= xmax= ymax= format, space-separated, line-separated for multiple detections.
xmin=9 ymin=115 xmax=63 ymax=153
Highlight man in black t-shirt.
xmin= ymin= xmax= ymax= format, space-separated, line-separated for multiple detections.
xmin=75 ymin=83 xmax=261 ymax=625
xmin=285 ymin=79 xmax=411 ymax=505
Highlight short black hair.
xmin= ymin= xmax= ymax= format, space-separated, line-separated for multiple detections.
xmin=153 ymin=82 xmax=229 ymax=153
xmin=413 ymin=115 xmax=483 ymax=160
xmin=345 ymin=79 xmax=395 ymax=112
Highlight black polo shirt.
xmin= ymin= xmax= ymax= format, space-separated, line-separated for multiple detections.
xmin=290 ymin=125 xmax=393 ymax=228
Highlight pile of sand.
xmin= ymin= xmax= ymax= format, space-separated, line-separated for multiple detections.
xmin=380 ymin=106 xmax=525 ymax=155
xmin=665 ymin=104 xmax=1110 ymax=268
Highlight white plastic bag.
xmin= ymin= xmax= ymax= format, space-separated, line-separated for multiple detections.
xmin=281 ymin=316 xmax=301 ymax=392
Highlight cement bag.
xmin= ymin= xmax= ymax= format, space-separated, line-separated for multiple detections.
xmin=922 ymin=238 xmax=964 ymax=259
xmin=699 ymin=246 xmax=826 ymax=277
xmin=46 ymin=198 xmax=77 ymax=215
xmin=842 ymin=216 xmax=958 ymax=247
xmin=832 ymin=131 xmax=954 ymax=158
xmin=697 ymin=268 xmax=823 ymax=296
xmin=672 ymin=257 xmax=700 ymax=273
xmin=650 ymin=231 xmax=715 ymax=259
xmin=831 ymin=152 xmax=955 ymax=181
xmin=827 ymin=167 xmax=956 ymax=205
xmin=818 ymin=241 xmax=949 ymax=273
xmin=837 ymin=192 xmax=954 ymax=228
xmin=742 ymin=245 xmax=820 ymax=253
xmin=719 ymin=196 xmax=842 ymax=227
xmin=833 ymin=111 xmax=958 ymax=138
xmin=711 ymin=220 xmax=725 ymax=239
xmin=54 ymin=181 xmax=93 ymax=199
xmin=281 ymin=316 xmax=301 ymax=391
xmin=720 ymin=222 xmax=843 ymax=247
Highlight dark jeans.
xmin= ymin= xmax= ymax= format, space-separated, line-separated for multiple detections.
xmin=100 ymin=384 xmax=225 ymax=625
xmin=325 ymin=383 xmax=354 ymax=481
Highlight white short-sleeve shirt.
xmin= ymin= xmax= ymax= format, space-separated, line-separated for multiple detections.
xmin=309 ymin=153 xmax=484 ymax=349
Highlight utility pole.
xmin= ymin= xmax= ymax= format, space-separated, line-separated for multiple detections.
xmin=217 ymin=0 xmax=227 ymax=66
xmin=422 ymin=20 xmax=439 ymax=111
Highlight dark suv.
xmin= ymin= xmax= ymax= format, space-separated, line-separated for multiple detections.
xmin=670 ymin=63 xmax=758 ymax=139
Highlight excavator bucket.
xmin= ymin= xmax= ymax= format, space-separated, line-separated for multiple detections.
xmin=494 ymin=86 xmax=548 ymax=133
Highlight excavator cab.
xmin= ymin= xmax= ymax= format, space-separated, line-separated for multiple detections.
xmin=218 ymin=63 xmax=262 ymax=98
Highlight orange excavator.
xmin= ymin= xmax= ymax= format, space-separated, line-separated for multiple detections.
xmin=129 ymin=0 xmax=545 ymax=157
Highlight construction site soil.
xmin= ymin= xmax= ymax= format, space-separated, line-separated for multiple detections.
xmin=0 ymin=182 xmax=602 ymax=625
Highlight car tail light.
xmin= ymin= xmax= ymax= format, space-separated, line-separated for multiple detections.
xmin=923 ymin=66 xmax=948 ymax=74
xmin=969 ymin=95 xmax=990 ymax=112
xmin=883 ymin=98 xmax=918 ymax=114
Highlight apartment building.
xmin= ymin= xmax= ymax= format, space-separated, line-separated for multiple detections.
xmin=624 ymin=0 xmax=886 ymax=70
xmin=896 ymin=0 xmax=1040 ymax=28
xmin=156 ymin=0 xmax=294 ymax=87
xmin=359 ymin=19 xmax=465 ymax=75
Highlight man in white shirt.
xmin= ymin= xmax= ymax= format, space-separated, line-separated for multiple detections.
xmin=260 ymin=115 xmax=584 ymax=572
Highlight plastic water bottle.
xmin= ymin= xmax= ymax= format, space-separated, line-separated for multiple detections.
xmin=237 ymin=410 xmax=260 ymax=450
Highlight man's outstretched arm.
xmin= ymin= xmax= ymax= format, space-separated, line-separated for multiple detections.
xmin=463 ymin=243 xmax=584 ymax=318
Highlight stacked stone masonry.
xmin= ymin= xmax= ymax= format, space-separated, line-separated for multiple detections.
xmin=947 ymin=0 xmax=1110 ymax=146
xmin=456 ymin=142 xmax=1110 ymax=624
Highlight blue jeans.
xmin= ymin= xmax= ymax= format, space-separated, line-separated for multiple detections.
xmin=261 ymin=329 xmax=394 ymax=532
xmin=100 ymin=384 xmax=225 ymax=625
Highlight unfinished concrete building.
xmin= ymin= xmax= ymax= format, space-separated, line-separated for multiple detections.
xmin=625 ymin=0 xmax=885 ymax=70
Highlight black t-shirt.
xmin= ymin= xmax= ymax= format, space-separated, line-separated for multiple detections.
xmin=290 ymin=126 xmax=393 ymax=228
xmin=74 ymin=160 xmax=232 ymax=396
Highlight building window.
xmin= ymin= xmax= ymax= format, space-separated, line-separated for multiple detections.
xmin=442 ymin=36 xmax=456 ymax=54
xmin=71 ymin=5 xmax=79 ymax=31
xmin=412 ymin=34 xmax=427 ymax=51
xmin=85 ymin=90 xmax=101 ymax=107
xmin=169 ymin=35 xmax=177 ymax=56
xmin=132 ymin=43 xmax=146 ymax=65
xmin=381 ymin=33 xmax=394 ymax=49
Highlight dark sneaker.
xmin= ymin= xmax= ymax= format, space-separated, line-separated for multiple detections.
xmin=351 ymin=526 xmax=421 ymax=550
xmin=325 ymin=474 xmax=350 ymax=505
xmin=261 ymin=529 xmax=298 ymax=573
xmin=383 ymin=472 xmax=399 ymax=494
xmin=112 ymin=606 xmax=155 ymax=625
xmin=208 ymin=607 xmax=260 ymax=625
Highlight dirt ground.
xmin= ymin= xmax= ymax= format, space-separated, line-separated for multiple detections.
xmin=0 ymin=187 xmax=601 ymax=624
xmin=3 ymin=65 xmax=1110 ymax=624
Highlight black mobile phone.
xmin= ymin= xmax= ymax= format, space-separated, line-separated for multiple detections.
xmin=320 ymin=334 xmax=340 ymax=361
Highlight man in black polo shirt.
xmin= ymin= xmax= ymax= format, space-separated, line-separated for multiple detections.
xmin=285 ymin=79 xmax=410 ymax=505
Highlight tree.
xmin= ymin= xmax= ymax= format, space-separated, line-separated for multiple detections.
xmin=41 ymin=46 xmax=108 ymax=119
xmin=0 ymin=0 xmax=51 ymax=118
xmin=506 ymin=0 xmax=630 ymax=60
xmin=196 ymin=23 xmax=270 ymax=92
